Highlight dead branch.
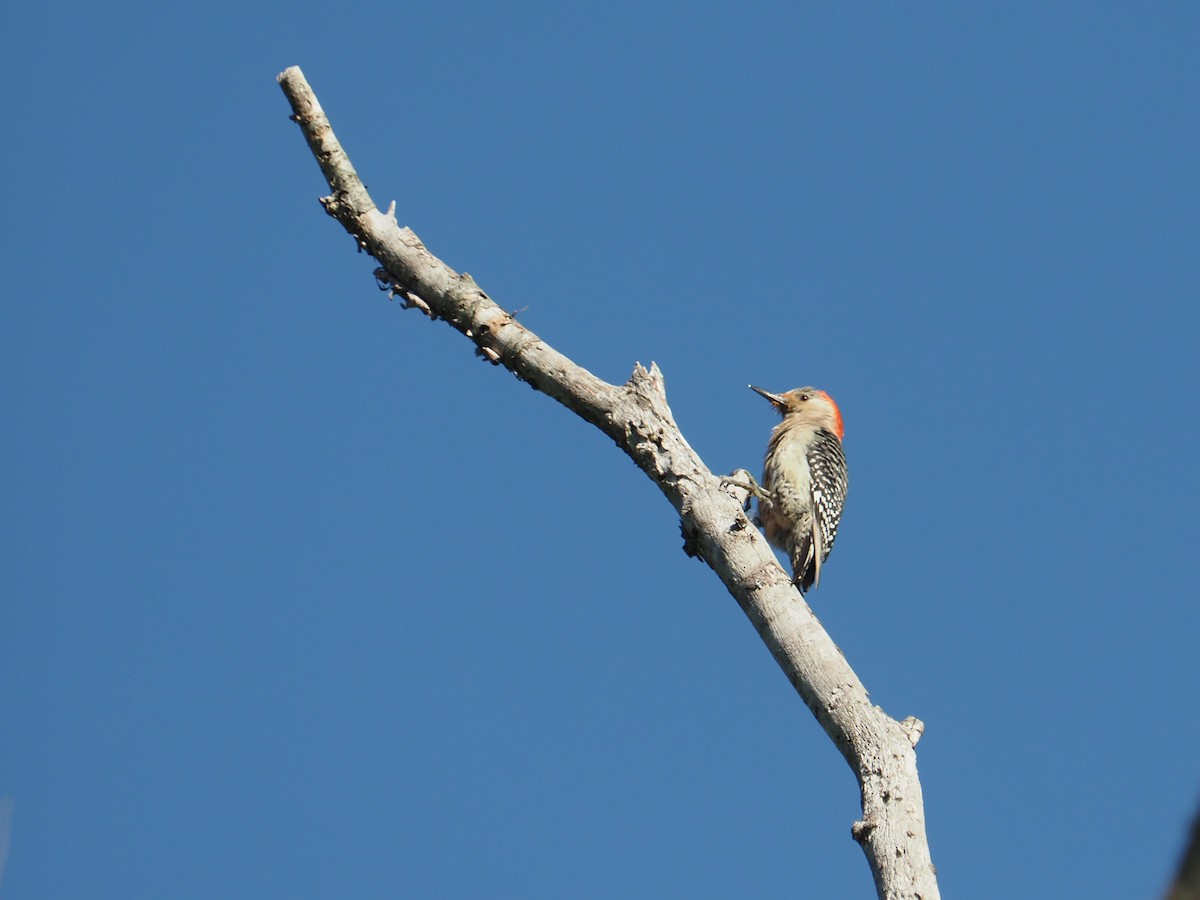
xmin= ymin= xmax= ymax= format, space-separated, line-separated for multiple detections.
xmin=277 ymin=65 xmax=939 ymax=899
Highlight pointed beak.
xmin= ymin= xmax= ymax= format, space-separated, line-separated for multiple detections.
xmin=749 ymin=384 xmax=785 ymax=407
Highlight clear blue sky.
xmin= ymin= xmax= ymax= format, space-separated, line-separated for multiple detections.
xmin=3 ymin=3 xmax=1198 ymax=897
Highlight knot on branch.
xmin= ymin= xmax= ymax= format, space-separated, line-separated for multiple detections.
xmin=851 ymin=817 xmax=878 ymax=846
xmin=475 ymin=344 xmax=502 ymax=364
xmin=900 ymin=716 xmax=925 ymax=748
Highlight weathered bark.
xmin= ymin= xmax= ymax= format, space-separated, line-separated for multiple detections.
xmin=277 ymin=65 xmax=940 ymax=899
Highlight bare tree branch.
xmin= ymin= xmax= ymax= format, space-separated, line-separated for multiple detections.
xmin=277 ymin=65 xmax=940 ymax=899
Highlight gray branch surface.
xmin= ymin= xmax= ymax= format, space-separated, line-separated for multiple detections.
xmin=277 ymin=65 xmax=940 ymax=900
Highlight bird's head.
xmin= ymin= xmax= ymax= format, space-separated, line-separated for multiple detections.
xmin=749 ymin=385 xmax=844 ymax=440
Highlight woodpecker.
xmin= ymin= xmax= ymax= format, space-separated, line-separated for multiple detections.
xmin=750 ymin=385 xmax=849 ymax=593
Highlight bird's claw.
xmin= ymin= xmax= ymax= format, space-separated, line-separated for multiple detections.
xmin=721 ymin=473 xmax=773 ymax=505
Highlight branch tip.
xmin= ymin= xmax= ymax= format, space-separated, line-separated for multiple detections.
xmin=627 ymin=362 xmax=666 ymax=400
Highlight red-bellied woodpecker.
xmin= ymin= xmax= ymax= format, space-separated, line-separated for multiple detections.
xmin=750 ymin=385 xmax=849 ymax=593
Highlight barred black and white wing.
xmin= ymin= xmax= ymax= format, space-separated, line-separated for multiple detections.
xmin=802 ymin=429 xmax=849 ymax=592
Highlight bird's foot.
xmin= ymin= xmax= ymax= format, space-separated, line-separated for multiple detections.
xmin=721 ymin=472 xmax=773 ymax=504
